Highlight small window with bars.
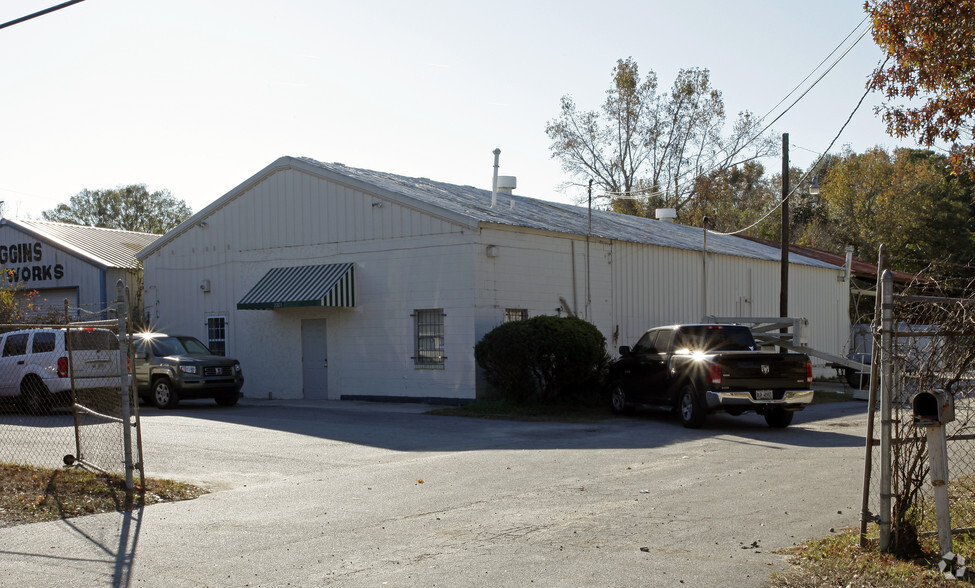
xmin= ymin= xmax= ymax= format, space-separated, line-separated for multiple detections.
xmin=413 ymin=309 xmax=445 ymax=368
xmin=504 ymin=308 xmax=528 ymax=323
xmin=206 ymin=316 xmax=227 ymax=356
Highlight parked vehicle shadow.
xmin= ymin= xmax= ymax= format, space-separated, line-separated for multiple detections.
xmin=134 ymin=397 xmax=869 ymax=453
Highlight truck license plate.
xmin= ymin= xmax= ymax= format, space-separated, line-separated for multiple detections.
xmin=756 ymin=389 xmax=774 ymax=400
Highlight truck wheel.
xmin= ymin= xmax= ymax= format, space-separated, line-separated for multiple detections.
xmin=764 ymin=407 xmax=794 ymax=428
xmin=18 ymin=378 xmax=50 ymax=415
xmin=677 ymin=385 xmax=706 ymax=429
xmin=610 ymin=383 xmax=630 ymax=414
xmin=152 ymin=377 xmax=179 ymax=409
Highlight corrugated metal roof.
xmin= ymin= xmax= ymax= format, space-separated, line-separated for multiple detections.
xmin=2 ymin=218 xmax=160 ymax=269
xmin=139 ymin=156 xmax=840 ymax=270
xmin=738 ymin=235 xmax=921 ymax=284
xmin=237 ymin=263 xmax=355 ymax=310
xmin=293 ymin=157 xmax=839 ymax=270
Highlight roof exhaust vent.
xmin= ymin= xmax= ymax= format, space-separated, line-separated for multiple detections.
xmin=490 ymin=149 xmax=518 ymax=209
xmin=497 ymin=176 xmax=517 ymax=209
xmin=497 ymin=176 xmax=516 ymax=193
xmin=655 ymin=208 xmax=677 ymax=222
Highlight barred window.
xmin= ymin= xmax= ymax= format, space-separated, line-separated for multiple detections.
xmin=414 ymin=309 xmax=445 ymax=368
xmin=504 ymin=308 xmax=528 ymax=323
xmin=207 ymin=316 xmax=227 ymax=356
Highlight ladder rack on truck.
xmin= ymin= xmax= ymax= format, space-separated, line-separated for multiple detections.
xmin=702 ymin=316 xmax=870 ymax=373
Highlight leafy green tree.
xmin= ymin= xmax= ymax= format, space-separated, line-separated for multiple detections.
xmin=41 ymin=185 xmax=191 ymax=234
xmin=791 ymin=154 xmax=842 ymax=233
xmin=688 ymin=160 xmax=836 ymax=244
xmin=866 ymin=0 xmax=975 ymax=178
xmin=812 ymin=147 xmax=975 ymax=276
xmin=545 ymin=58 xmax=775 ymax=216
xmin=686 ymin=161 xmax=776 ymax=234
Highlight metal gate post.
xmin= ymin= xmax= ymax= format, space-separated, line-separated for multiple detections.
xmin=926 ymin=424 xmax=953 ymax=556
xmin=879 ymin=269 xmax=894 ymax=551
xmin=125 ymin=286 xmax=145 ymax=486
xmin=116 ymin=280 xmax=134 ymax=490
xmin=859 ymin=246 xmax=887 ymax=547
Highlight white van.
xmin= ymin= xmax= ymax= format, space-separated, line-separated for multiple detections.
xmin=0 ymin=328 xmax=121 ymax=413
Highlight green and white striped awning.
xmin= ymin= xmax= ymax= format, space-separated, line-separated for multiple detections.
xmin=237 ymin=263 xmax=355 ymax=310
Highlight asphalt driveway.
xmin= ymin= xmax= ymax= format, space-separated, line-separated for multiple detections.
xmin=0 ymin=397 xmax=869 ymax=587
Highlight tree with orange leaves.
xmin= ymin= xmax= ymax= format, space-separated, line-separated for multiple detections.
xmin=865 ymin=0 xmax=975 ymax=178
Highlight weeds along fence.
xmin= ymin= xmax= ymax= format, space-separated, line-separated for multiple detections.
xmin=861 ymin=267 xmax=975 ymax=555
xmin=0 ymin=283 xmax=143 ymax=487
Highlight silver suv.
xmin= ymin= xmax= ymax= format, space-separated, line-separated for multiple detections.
xmin=0 ymin=328 xmax=121 ymax=413
xmin=133 ymin=333 xmax=243 ymax=409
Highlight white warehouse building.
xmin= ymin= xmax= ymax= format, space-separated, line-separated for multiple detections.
xmin=137 ymin=156 xmax=850 ymax=404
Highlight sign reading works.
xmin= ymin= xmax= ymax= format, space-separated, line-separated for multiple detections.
xmin=1 ymin=242 xmax=65 ymax=283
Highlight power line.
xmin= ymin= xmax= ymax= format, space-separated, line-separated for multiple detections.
xmin=0 ymin=0 xmax=87 ymax=31
xmin=684 ymin=19 xmax=872 ymax=196
xmin=750 ymin=23 xmax=871 ymax=141
xmin=791 ymin=144 xmax=824 ymax=156
xmin=0 ymin=185 xmax=56 ymax=199
xmin=597 ymin=16 xmax=872 ymax=201
xmin=710 ymin=67 xmax=881 ymax=237
xmin=756 ymin=16 xmax=871 ymax=128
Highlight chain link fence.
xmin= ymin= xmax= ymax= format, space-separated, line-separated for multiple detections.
xmin=861 ymin=265 xmax=975 ymax=555
xmin=0 ymin=289 xmax=142 ymax=487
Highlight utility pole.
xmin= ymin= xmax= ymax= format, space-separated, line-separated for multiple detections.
xmin=780 ymin=133 xmax=790 ymax=349
xmin=586 ymin=179 xmax=592 ymax=322
xmin=780 ymin=135 xmax=789 ymax=317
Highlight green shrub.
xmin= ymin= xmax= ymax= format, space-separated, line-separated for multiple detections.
xmin=475 ymin=315 xmax=609 ymax=405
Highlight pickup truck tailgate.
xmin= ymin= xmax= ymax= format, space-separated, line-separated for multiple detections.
xmin=712 ymin=352 xmax=810 ymax=389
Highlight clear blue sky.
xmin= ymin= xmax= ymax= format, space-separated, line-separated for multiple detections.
xmin=0 ymin=0 xmax=918 ymax=221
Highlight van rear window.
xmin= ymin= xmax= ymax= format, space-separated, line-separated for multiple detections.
xmin=68 ymin=330 xmax=117 ymax=351
xmin=32 ymin=332 xmax=56 ymax=353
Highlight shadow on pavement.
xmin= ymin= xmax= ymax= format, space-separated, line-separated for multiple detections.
xmin=134 ymin=396 xmax=869 ymax=453
xmin=0 ymin=503 xmax=143 ymax=588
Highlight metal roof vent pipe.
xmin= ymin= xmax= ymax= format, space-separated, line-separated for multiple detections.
xmin=491 ymin=148 xmax=501 ymax=208
xmin=655 ymin=208 xmax=677 ymax=222
xmin=497 ymin=175 xmax=517 ymax=209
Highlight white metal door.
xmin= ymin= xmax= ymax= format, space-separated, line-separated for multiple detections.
xmin=301 ymin=319 xmax=328 ymax=399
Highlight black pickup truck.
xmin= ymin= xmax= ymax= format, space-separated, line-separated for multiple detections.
xmin=608 ymin=324 xmax=813 ymax=428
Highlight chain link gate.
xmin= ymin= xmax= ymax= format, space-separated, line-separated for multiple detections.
xmin=860 ymin=251 xmax=975 ymax=556
xmin=0 ymin=281 xmax=143 ymax=488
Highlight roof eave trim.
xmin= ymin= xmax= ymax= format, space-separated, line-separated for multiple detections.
xmin=1 ymin=218 xmax=113 ymax=270
xmin=138 ymin=156 xmax=298 ymax=260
